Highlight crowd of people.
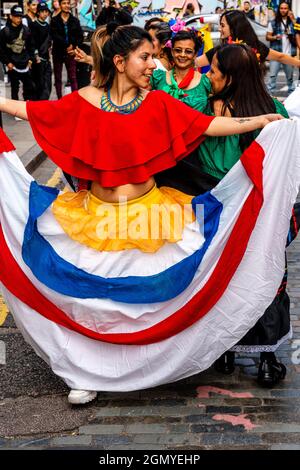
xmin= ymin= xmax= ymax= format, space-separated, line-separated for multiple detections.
xmin=0 ymin=0 xmax=134 ymax=106
xmin=0 ymin=1 xmax=299 ymax=404
xmin=0 ymin=1 xmax=299 ymax=108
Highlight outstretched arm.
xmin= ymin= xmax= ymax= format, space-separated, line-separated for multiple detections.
xmin=267 ymin=48 xmax=300 ymax=68
xmin=205 ymin=114 xmax=283 ymax=137
xmin=0 ymin=98 xmax=28 ymax=120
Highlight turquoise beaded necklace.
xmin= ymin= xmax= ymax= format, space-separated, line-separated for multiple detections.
xmin=101 ymin=88 xmax=143 ymax=114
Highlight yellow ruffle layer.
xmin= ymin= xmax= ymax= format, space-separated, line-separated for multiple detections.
xmin=52 ymin=185 xmax=195 ymax=253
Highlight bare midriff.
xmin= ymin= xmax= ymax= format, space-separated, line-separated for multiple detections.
xmin=78 ymin=88 xmax=155 ymax=203
xmin=91 ymin=177 xmax=155 ymax=203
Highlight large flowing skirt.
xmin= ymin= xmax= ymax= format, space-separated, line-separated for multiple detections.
xmin=0 ymin=119 xmax=300 ymax=391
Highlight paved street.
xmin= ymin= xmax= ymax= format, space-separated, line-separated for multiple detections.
xmin=0 ymin=70 xmax=300 ymax=450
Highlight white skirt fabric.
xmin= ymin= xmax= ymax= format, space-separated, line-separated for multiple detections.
xmin=0 ymin=118 xmax=300 ymax=391
xmin=285 ymin=85 xmax=300 ymax=118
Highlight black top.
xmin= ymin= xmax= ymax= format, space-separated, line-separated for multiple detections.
xmin=155 ymin=150 xmax=219 ymax=195
xmin=205 ymin=46 xmax=218 ymax=63
xmin=23 ymin=14 xmax=35 ymax=28
xmin=30 ymin=19 xmax=51 ymax=60
xmin=205 ymin=40 xmax=270 ymax=64
xmin=0 ymin=21 xmax=34 ymax=69
xmin=245 ymin=9 xmax=255 ymax=21
xmin=95 ymin=6 xmax=133 ymax=27
xmin=50 ymin=12 xmax=83 ymax=58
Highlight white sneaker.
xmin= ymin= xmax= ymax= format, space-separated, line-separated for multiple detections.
xmin=15 ymin=116 xmax=23 ymax=121
xmin=68 ymin=389 xmax=97 ymax=405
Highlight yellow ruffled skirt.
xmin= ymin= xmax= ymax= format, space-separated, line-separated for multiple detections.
xmin=52 ymin=185 xmax=195 ymax=253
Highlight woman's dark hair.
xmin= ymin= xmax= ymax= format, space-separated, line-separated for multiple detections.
xmin=144 ymin=17 xmax=164 ymax=31
xmin=155 ymin=23 xmax=172 ymax=44
xmin=211 ymin=44 xmax=276 ymax=151
xmin=220 ymin=9 xmax=267 ymax=73
xmin=171 ymin=30 xmax=202 ymax=53
xmin=220 ymin=10 xmax=259 ymax=48
xmin=186 ymin=3 xmax=195 ymax=10
xmin=99 ymin=24 xmax=153 ymax=89
xmin=155 ymin=23 xmax=173 ymax=63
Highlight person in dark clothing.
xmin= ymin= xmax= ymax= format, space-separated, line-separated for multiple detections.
xmin=266 ymin=1 xmax=297 ymax=94
xmin=0 ymin=6 xmax=36 ymax=105
xmin=50 ymin=0 xmax=83 ymax=98
xmin=51 ymin=0 xmax=61 ymax=18
xmin=30 ymin=2 xmax=52 ymax=100
xmin=23 ymin=0 xmax=38 ymax=28
xmin=96 ymin=0 xmax=133 ymax=27
xmin=242 ymin=1 xmax=255 ymax=21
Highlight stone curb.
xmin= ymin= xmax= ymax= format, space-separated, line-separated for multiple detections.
xmin=21 ymin=144 xmax=47 ymax=174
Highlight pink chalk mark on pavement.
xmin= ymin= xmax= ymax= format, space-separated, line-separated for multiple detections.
xmin=213 ymin=414 xmax=259 ymax=431
xmin=196 ymin=385 xmax=253 ymax=399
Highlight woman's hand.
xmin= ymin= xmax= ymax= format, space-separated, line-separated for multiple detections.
xmin=74 ymin=47 xmax=93 ymax=65
xmin=67 ymin=45 xmax=75 ymax=56
xmin=259 ymin=113 xmax=284 ymax=128
xmin=74 ymin=46 xmax=87 ymax=62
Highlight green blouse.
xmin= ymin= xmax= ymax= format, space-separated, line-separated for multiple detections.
xmin=197 ymin=99 xmax=289 ymax=180
xmin=150 ymin=68 xmax=212 ymax=113
xmin=151 ymin=69 xmax=289 ymax=181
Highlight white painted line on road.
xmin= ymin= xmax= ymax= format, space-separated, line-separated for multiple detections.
xmin=0 ymin=341 xmax=6 ymax=365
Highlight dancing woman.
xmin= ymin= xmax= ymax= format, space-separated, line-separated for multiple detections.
xmin=0 ymin=25 xmax=295 ymax=404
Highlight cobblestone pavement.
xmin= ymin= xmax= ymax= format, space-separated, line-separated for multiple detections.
xmin=0 ymin=72 xmax=300 ymax=450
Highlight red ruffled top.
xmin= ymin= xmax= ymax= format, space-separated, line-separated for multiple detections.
xmin=27 ymin=90 xmax=215 ymax=187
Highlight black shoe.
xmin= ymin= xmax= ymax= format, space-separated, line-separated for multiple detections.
xmin=214 ymin=351 xmax=235 ymax=374
xmin=257 ymin=352 xmax=286 ymax=387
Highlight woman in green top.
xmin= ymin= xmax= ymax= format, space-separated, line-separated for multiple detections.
xmin=203 ymin=45 xmax=291 ymax=387
xmin=156 ymin=43 xmax=291 ymax=387
xmin=199 ymin=44 xmax=288 ymax=181
xmin=151 ymin=30 xmax=211 ymax=111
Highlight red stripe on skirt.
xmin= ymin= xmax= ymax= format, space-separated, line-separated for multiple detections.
xmin=0 ymin=142 xmax=265 ymax=345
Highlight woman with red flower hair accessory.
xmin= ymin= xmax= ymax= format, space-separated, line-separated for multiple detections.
xmin=194 ymin=10 xmax=300 ymax=74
